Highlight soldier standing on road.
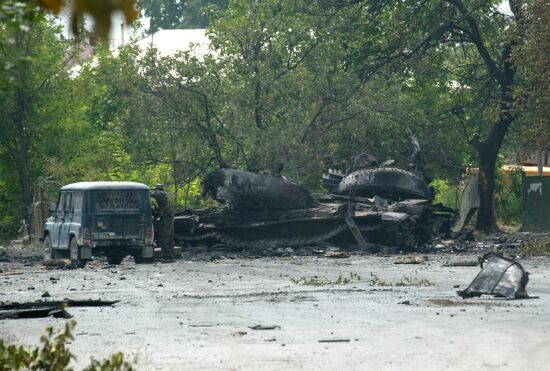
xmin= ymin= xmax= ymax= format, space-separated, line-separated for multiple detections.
xmin=150 ymin=184 xmax=175 ymax=262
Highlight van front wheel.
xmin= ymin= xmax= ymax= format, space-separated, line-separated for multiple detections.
xmin=69 ymin=238 xmax=85 ymax=265
xmin=43 ymin=235 xmax=54 ymax=260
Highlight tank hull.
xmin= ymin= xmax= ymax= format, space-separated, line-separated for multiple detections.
xmin=333 ymin=167 xmax=432 ymax=200
xmin=174 ymin=197 xmax=450 ymax=251
xmin=203 ymin=169 xmax=313 ymax=210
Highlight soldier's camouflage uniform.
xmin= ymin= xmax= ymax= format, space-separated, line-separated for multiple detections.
xmin=151 ymin=189 xmax=174 ymax=259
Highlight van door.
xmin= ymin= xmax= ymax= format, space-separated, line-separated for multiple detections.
xmin=72 ymin=191 xmax=83 ymax=240
xmin=52 ymin=191 xmax=66 ymax=248
xmin=60 ymin=192 xmax=73 ymax=248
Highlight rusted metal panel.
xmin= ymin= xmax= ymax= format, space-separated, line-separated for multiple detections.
xmin=522 ymin=175 xmax=550 ymax=232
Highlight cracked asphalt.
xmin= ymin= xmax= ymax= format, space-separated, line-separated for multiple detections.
xmin=1 ymin=247 xmax=549 ymax=370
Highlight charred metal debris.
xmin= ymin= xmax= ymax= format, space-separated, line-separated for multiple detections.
xmin=174 ymin=149 xmax=453 ymax=255
xmin=458 ymin=252 xmax=532 ymax=300
xmin=0 ymin=299 xmax=119 ymax=320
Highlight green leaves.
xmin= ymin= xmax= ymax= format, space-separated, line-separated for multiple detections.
xmin=0 ymin=320 xmax=135 ymax=370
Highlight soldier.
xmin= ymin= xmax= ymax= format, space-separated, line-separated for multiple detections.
xmin=150 ymin=184 xmax=175 ymax=262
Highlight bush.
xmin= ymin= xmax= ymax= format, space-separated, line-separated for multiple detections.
xmin=431 ymin=169 xmax=522 ymax=227
xmin=0 ymin=320 xmax=134 ymax=371
xmin=495 ymin=167 xmax=522 ymax=225
xmin=430 ymin=178 xmax=459 ymax=209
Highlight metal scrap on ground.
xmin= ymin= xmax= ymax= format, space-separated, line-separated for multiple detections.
xmin=248 ymin=325 xmax=281 ymax=330
xmin=457 ymin=252 xmax=532 ymax=299
xmin=0 ymin=299 xmax=120 ymax=320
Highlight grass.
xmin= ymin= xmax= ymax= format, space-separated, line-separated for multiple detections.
xmin=519 ymin=238 xmax=550 ymax=256
xmin=291 ymin=272 xmax=362 ymax=286
xmin=367 ymin=273 xmax=433 ymax=287
xmin=291 ymin=272 xmax=433 ymax=287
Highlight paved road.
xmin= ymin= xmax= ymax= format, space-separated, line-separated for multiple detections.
xmin=1 ymin=249 xmax=549 ymax=370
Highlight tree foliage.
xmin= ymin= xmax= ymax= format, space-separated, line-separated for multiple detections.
xmin=1 ymin=0 xmax=547 ymax=239
xmin=0 ymin=14 xmax=83 ymax=237
xmin=138 ymin=0 xmax=228 ymax=32
xmin=516 ymin=0 xmax=550 ymax=150
xmin=323 ymin=0 xmax=526 ymax=231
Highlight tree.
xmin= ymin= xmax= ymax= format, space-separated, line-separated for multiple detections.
xmin=328 ymin=0 xmax=526 ymax=231
xmin=138 ymin=0 xmax=228 ymax=32
xmin=0 ymin=14 xmax=77 ymax=230
xmin=516 ymin=0 xmax=550 ymax=151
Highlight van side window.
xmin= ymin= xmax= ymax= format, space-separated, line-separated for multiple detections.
xmin=73 ymin=192 xmax=83 ymax=211
xmin=56 ymin=192 xmax=66 ymax=214
xmin=65 ymin=192 xmax=73 ymax=213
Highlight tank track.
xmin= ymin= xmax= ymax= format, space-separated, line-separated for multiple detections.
xmin=175 ymin=221 xmax=410 ymax=250
xmin=176 ymin=224 xmax=347 ymax=249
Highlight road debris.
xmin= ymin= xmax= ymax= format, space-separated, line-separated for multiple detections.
xmin=443 ymin=260 xmax=479 ymax=267
xmin=427 ymin=299 xmax=510 ymax=308
xmin=0 ymin=299 xmax=119 ymax=320
xmin=0 ymin=271 xmax=23 ymax=276
xmin=318 ymin=339 xmax=351 ymax=343
xmin=324 ymin=251 xmax=350 ymax=259
xmin=42 ymin=259 xmax=83 ymax=270
xmin=394 ymin=256 xmax=425 ymax=264
xmin=0 ymin=308 xmax=72 ymax=320
xmin=41 ymin=258 xmax=71 ymax=269
xmin=457 ymin=252 xmax=532 ymax=299
xmin=248 ymin=325 xmax=281 ymax=330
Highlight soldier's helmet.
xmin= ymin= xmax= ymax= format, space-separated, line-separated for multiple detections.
xmin=152 ymin=184 xmax=165 ymax=191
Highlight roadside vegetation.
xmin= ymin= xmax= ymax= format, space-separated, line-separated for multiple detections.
xmin=520 ymin=238 xmax=550 ymax=257
xmin=291 ymin=272 xmax=433 ymax=287
xmin=0 ymin=320 xmax=134 ymax=370
xmin=432 ymin=166 xmax=523 ymax=226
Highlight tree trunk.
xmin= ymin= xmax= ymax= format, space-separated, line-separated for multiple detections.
xmin=475 ymin=145 xmax=498 ymax=232
xmin=473 ymin=41 xmax=516 ymax=232
xmin=15 ymin=74 xmax=32 ymax=217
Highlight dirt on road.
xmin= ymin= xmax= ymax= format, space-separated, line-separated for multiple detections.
xmin=1 ymin=246 xmax=549 ymax=370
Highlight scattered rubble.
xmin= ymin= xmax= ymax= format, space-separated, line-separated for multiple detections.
xmin=394 ymin=256 xmax=426 ymax=264
xmin=323 ymin=251 xmax=350 ymax=259
xmin=41 ymin=258 xmax=83 ymax=270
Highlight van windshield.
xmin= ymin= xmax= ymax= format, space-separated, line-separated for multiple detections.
xmin=93 ymin=190 xmax=143 ymax=211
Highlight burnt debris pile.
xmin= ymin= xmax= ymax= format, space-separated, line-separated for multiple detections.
xmin=174 ymin=152 xmax=454 ymax=256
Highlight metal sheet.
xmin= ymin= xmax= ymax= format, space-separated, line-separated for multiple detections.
xmin=522 ymin=175 xmax=550 ymax=232
xmin=457 ymin=252 xmax=530 ymax=299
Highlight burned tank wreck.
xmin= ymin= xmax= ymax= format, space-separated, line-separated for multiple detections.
xmin=174 ymin=163 xmax=453 ymax=253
